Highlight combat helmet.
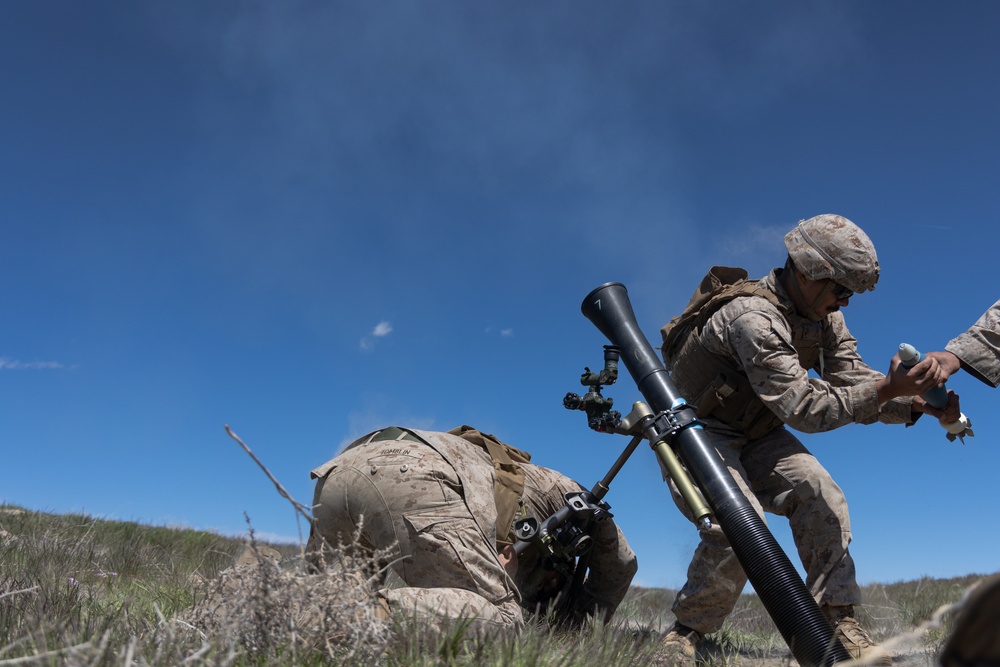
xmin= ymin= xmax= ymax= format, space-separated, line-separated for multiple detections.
xmin=783 ymin=214 xmax=880 ymax=293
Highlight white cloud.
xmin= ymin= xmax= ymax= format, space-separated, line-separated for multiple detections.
xmin=0 ymin=358 xmax=65 ymax=370
xmin=484 ymin=326 xmax=514 ymax=337
xmin=360 ymin=320 xmax=392 ymax=350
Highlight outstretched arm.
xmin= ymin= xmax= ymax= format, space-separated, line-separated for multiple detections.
xmin=936 ymin=299 xmax=1000 ymax=388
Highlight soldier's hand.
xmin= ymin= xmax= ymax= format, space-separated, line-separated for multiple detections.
xmin=926 ymin=350 xmax=962 ymax=380
xmin=498 ymin=544 xmax=519 ymax=577
xmin=911 ymin=390 xmax=961 ymax=422
xmin=879 ymin=353 xmax=947 ymax=401
xmin=939 ymin=390 xmax=962 ymax=424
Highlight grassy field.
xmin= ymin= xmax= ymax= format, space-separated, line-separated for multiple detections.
xmin=0 ymin=503 xmax=990 ymax=666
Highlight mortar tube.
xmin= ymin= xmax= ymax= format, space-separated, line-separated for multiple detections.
xmin=582 ymin=282 xmax=851 ymax=666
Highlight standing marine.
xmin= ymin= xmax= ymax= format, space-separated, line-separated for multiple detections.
xmin=654 ymin=214 xmax=955 ymax=665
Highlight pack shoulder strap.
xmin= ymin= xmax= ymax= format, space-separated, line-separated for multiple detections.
xmin=447 ymin=425 xmax=531 ymax=547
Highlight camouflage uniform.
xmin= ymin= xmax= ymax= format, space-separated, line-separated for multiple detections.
xmin=945 ymin=299 xmax=1000 ymax=388
xmin=938 ymin=303 xmax=1000 ymax=664
xmin=306 ymin=426 xmax=637 ymax=633
xmin=664 ymin=216 xmax=912 ymax=636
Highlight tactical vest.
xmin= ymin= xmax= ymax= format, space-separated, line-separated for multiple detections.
xmin=660 ymin=266 xmax=823 ymax=440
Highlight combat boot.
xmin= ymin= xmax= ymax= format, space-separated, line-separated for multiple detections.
xmin=651 ymin=621 xmax=702 ymax=666
xmin=824 ymin=605 xmax=892 ymax=666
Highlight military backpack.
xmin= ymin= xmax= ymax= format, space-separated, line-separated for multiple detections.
xmin=659 ymin=265 xmax=781 ymax=366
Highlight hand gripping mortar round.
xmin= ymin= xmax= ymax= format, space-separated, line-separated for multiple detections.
xmin=898 ymin=343 xmax=974 ymax=443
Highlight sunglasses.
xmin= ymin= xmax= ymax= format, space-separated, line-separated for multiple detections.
xmin=830 ymin=281 xmax=854 ymax=300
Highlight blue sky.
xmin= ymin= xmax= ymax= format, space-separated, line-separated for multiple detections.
xmin=2 ymin=2 xmax=998 ymax=591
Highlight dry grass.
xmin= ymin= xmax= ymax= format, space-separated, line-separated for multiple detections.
xmin=1 ymin=427 xmax=990 ymax=665
xmin=618 ymin=573 xmax=997 ymax=667
xmin=2 ymin=503 xmax=993 ymax=666
xmin=181 ymin=537 xmax=392 ymax=664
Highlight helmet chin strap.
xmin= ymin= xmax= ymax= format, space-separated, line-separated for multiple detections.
xmin=783 ymin=258 xmax=830 ymax=322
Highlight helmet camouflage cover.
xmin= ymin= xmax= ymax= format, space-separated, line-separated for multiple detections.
xmin=784 ymin=214 xmax=880 ymax=293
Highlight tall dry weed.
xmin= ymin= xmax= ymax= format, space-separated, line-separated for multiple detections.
xmin=182 ymin=534 xmax=393 ymax=665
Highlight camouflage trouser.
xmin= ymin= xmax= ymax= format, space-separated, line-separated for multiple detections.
xmin=669 ymin=423 xmax=861 ymax=633
xmin=307 ymin=439 xmax=523 ymax=632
